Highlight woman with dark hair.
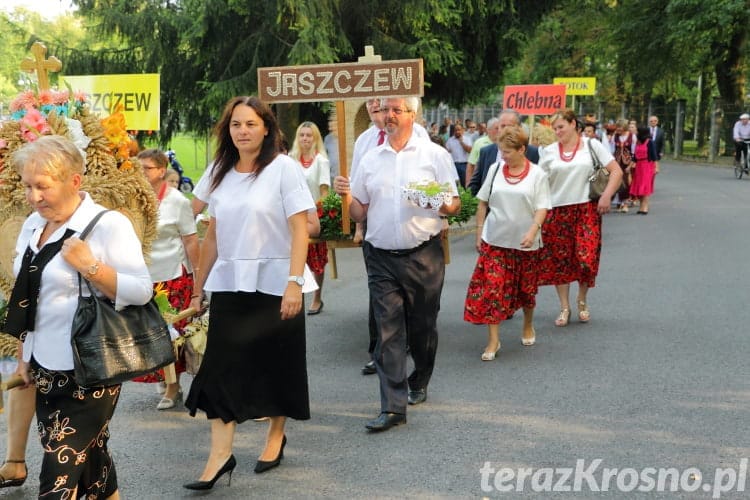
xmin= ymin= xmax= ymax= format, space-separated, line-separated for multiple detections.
xmin=537 ymin=109 xmax=622 ymax=327
xmin=629 ymin=127 xmax=660 ymax=214
xmin=184 ymin=96 xmax=316 ymax=490
xmin=612 ymin=118 xmax=636 ymax=212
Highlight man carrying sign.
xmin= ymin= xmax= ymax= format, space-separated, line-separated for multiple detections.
xmin=334 ymin=96 xmax=460 ymax=432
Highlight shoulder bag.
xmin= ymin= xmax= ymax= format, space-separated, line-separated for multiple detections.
xmin=70 ymin=210 xmax=175 ymax=387
xmin=587 ymin=139 xmax=610 ymax=201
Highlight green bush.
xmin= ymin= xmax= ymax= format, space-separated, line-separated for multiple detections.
xmin=447 ymin=186 xmax=478 ymax=226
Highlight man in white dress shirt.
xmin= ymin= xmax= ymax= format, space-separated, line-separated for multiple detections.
xmin=334 ymin=97 xmax=460 ymax=432
xmin=444 ymin=124 xmax=472 ymax=186
xmin=351 ymin=98 xmax=429 ymax=377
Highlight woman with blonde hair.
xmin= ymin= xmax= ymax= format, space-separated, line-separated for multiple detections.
xmin=537 ymin=109 xmax=622 ymax=327
xmin=465 ymin=125 xmax=550 ymax=359
xmin=9 ymin=135 xmax=153 ymax=499
xmin=288 ymin=121 xmax=330 ymax=315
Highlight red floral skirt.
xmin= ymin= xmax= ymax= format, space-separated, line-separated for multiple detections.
xmin=537 ymin=202 xmax=601 ymax=287
xmin=132 ymin=267 xmax=193 ymax=383
xmin=307 ymin=241 xmax=328 ymax=275
xmin=464 ymin=242 xmax=540 ymax=324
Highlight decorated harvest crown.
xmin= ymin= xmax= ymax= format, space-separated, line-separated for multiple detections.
xmin=0 ymin=42 xmax=158 ymax=355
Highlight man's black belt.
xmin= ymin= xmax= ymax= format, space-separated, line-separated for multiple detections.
xmin=377 ymin=234 xmax=440 ymax=256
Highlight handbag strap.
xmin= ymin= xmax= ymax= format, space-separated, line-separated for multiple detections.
xmin=588 ymin=139 xmax=603 ymax=170
xmin=487 ymin=161 xmax=502 ymax=197
xmin=79 ymin=210 xmax=111 ymax=241
xmin=77 ymin=210 xmax=111 ymax=297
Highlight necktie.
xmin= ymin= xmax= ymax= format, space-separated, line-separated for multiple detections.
xmin=377 ymin=129 xmax=386 ymax=146
xmin=651 ymin=127 xmax=656 ymax=140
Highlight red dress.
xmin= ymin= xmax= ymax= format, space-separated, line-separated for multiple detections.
xmin=629 ymin=140 xmax=656 ymax=197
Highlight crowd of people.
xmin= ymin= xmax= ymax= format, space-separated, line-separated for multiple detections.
xmin=1 ymin=94 xmax=666 ymax=496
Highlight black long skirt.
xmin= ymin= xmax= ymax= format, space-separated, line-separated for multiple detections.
xmin=31 ymin=359 xmax=120 ymax=499
xmin=185 ymin=291 xmax=310 ymax=423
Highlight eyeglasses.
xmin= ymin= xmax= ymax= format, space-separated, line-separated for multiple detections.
xmin=381 ymin=107 xmax=412 ymax=115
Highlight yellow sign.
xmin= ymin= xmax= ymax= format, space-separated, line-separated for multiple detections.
xmin=553 ymin=77 xmax=597 ymax=96
xmin=61 ymin=74 xmax=160 ymax=130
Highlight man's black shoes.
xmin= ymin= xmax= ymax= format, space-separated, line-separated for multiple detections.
xmin=365 ymin=412 xmax=406 ymax=432
xmin=408 ymin=388 xmax=427 ymax=405
xmin=362 ymin=360 xmax=376 ymax=375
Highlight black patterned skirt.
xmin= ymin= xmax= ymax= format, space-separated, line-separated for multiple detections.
xmin=31 ymin=358 xmax=121 ymax=499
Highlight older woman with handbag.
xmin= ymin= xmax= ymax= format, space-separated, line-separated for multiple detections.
xmin=464 ymin=125 xmax=550 ymax=360
xmin=5 ymin=135 xmax=153 ymax=499
xmin=537 ymin=109 xmax=622 ymax=327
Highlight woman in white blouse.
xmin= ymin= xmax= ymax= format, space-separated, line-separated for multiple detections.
xmin=288 ymin=121 xmax=330 ymax=315
xmin=136 ymin=148 xmax=199 ymax=410
xmin=9 ymin=135 xmax=153 ymax=499
xmin=464 ymin=126 xmax=551 ymax=360
xmin=537 ymin=109 xmax=622 ymax=327
xmin=184 ymin=96 xmax=315 ymax=490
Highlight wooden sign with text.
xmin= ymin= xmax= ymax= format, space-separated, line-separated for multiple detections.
xmin=258 ymin=59 xmax=423 ymax=103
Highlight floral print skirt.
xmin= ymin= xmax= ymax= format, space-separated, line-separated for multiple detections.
xmin=307 ymin=241 xmax=328 ymax=275
xmin=464 ymin=242 xmax=540 ymax=324
xmin=537 ymin=202 xmax=601 ymax=288
xmin=31 ymin=359 xmax=121 ymax=499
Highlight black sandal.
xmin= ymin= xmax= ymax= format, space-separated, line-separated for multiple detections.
xmin=0 ymin=460 xmax=27 ymax=488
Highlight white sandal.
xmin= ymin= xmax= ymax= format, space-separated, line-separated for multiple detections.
xmin=555 ymin=309 xmax=570 ymax=327
xmin=578 ymin=301 xmax=590 ymax=323
xmin=481 ymin=343 xmax=501 ymax=361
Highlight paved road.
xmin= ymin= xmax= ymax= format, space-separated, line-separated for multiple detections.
xmin=3 ymin=159 xmax=749 ymax=499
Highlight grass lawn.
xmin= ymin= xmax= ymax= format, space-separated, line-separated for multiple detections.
xmin=143 ymin=133 xmax=214 ymax=181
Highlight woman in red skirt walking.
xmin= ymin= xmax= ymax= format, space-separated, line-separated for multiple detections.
xmin=537 ymin=109 xmax=623 ymax=327
xmin=289 ymin=121 xmax=330 ymax=315
xmin=464 ymin=126 xmax=550 ymax=360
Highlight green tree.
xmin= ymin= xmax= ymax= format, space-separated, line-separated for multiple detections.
xmin=666 ymin=0 xmax=748 ymax=154
xmin=65 ymin=0 xmax=557 ymax=141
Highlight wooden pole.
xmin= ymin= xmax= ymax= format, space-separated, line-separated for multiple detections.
xmin=336 ymin=101 xmax=350 ymax=235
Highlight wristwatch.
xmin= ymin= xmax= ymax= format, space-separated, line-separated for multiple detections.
xmin=288 ymin=275 xmax=305 ymax=286
xmin=85 ymin=261 xmax=100 ymax=278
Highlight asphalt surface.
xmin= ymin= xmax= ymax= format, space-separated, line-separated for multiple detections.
xmin=2 ymin=159 xmax=749 ymax=499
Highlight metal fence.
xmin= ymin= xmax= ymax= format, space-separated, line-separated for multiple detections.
xmin=424 ymin=97 xmax=741 ymax=162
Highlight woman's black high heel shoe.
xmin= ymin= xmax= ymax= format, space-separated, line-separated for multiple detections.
xmin=0 ymin=460 xmax=27 ymax=488
xmin=254 ymin=435 xmax=287 ymax=474
xmin=184 ymin=454 xmax=236 ymax=490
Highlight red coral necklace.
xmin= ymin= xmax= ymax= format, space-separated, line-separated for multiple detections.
xmin=558 ymin=138 xmax=580 ymax=162
xmin=503 ymin=159 xmax=530 ymax=184
xmin=300 ymin=154 xmax=314 ymax=168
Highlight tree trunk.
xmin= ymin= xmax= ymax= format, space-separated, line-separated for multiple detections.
xmin=714 ymin=29 xmax=747 ymax=156
xmin=695 ymin=71 xmax=712 ymax=150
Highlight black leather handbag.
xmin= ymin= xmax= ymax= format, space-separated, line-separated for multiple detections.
xmin=70 ymin=211 xmax=175 ymax=387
